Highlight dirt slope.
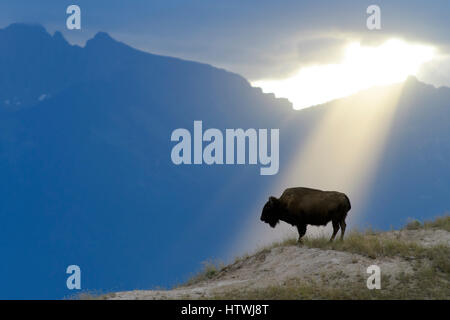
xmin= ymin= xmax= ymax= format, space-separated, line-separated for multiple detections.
xmin=104 ymin=223 xmax=449 ymax=300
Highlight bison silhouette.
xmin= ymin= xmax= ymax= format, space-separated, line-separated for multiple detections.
xmin=260 ymin=187 xmax=351 ymax=243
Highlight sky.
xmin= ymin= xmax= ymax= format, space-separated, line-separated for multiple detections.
xmin=1 ymin=0 xmax=449 ymax=88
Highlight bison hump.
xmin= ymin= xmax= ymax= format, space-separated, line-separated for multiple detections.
xmin=280 ymin=188 xmax=347 ymax=212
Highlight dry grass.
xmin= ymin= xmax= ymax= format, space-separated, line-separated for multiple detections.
xmin=67 ymin=290 xmax=117 ymax=300
xmin=302 ymin=233 xmax=449 ymax=272
xmin=242 ymin=215 xmax=450 ymax=274
xmin=212 ymin=266 xmax=450 ymax=300
xmin=405 ymin=214 xmax=450 ymax=232
xmin=181 ymin=259 xmax=225 ymax=287
xmin=209 ymin=215 xmax=450 ymax=300
xmin=183 ymin=215 xmax=450 ymax=288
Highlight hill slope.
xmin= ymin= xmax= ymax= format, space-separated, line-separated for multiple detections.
xmin=104 ymin=216 xmax=450 ymax=300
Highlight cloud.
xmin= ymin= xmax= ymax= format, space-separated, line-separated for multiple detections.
xmin=417 ymin=54 xmax=450 ymax=88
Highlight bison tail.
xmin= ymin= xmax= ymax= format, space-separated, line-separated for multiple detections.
xmin=344 ymin=194 xmax=351 ymax=211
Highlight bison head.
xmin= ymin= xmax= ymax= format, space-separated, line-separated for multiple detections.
xmin=260 ymin=196 xmax=281 ymax=228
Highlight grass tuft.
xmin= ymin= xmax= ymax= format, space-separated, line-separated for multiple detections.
xmin=404 ymin=214 xmax=450 ymax=231
xmin=423 ymin=214 xmax=450 ymax=232
xmin=66 ymin=290 xmax=117 ymax=300
xmin=181 ymin=259 xmax=225 ymax=287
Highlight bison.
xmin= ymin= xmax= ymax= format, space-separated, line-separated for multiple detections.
xmin=260 ymin=187 xmax=351 ymax=243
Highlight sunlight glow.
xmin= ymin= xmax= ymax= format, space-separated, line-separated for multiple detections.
xmin=252 ymin=39 xmax=434 ymax=109
xmin=229 ymin=82 xmax=406 ymax=257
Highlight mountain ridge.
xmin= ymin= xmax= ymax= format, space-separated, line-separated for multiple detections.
xmin=0 ymin=23 xmax=292 ymax=112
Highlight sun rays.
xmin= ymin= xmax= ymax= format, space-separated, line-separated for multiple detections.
xmin=229 ymin=81 xmax=406 ymax=257
xmin=252 ymin=39 xmax=434 ymax=110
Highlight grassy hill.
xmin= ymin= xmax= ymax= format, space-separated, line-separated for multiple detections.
xmin=78 ymin=215 xmax=449 ymax=300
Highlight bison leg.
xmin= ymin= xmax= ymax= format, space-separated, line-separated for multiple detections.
xmin=329 ymin=220 xmax=340 ymax=242
xmin=297 ymin=224 xmax=307 ymax=244
xmin=339 ymin=220 xmax=346 ymax=241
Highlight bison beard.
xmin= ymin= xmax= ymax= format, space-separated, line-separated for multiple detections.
xmin=260 ymin=187 xmax=351 ymax=243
